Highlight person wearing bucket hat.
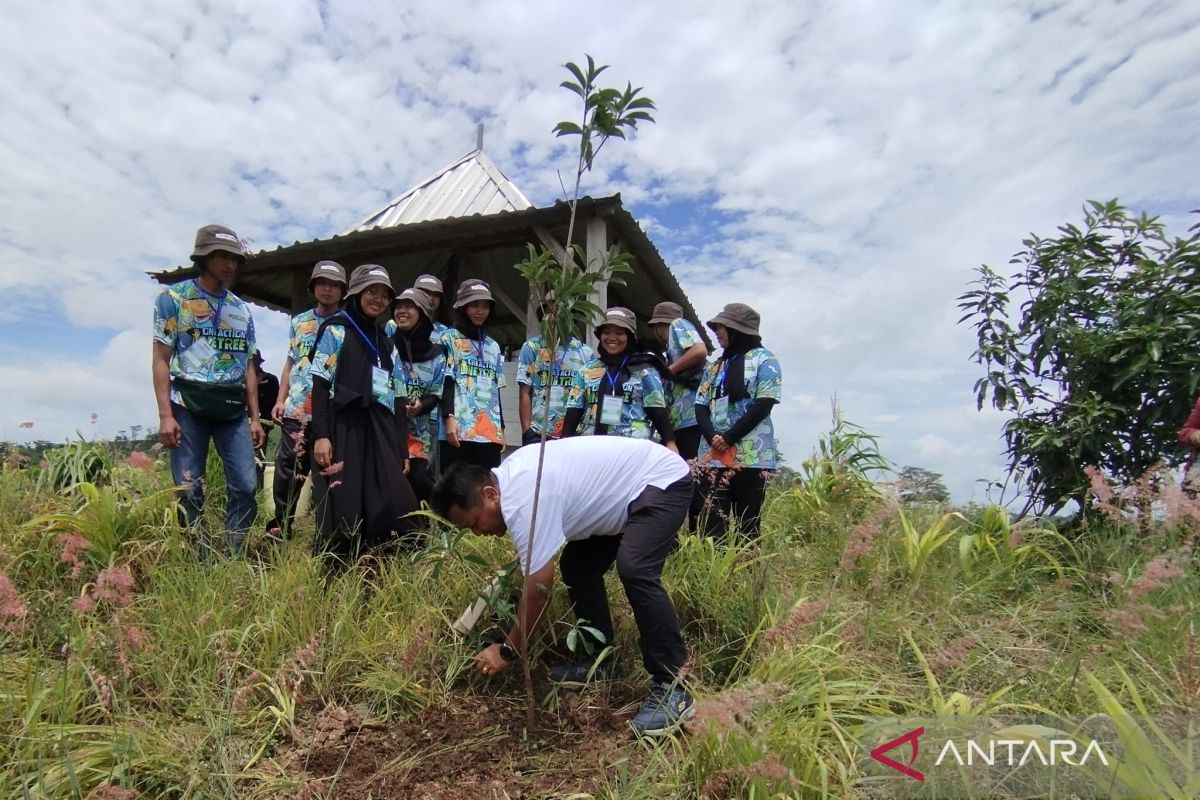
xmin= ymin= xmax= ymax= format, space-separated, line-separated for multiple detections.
xmin=694 ymin=303 xmax=782 ymax=541
xmin=308 ymin=264 xmax=420 ymax=561
xmin=516 ymin=298 xmax=595 ymax=446
xmin=389 ymin=288 xmax=447 ymax=505
xmin=560 ymin=308 xmax=677 ymax=449
xmin=440 ymin=279 xmax=508 ymax=469
xmin=151 ymin=224 xmax=263 ymax=557
xmin=264 ymin=261 xmax=348 ymax=539
xmin=413 ymin=273 xmax=451 ymax=337
xmin=649 ymin=301 xmax=710 ymax=462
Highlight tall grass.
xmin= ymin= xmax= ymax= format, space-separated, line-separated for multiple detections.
xmin=1 ymin=431 xmax=1196 ymax=798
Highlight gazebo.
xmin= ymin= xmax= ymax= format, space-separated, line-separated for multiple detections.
xmin=150 ymin=136 xmax=705 ymax=353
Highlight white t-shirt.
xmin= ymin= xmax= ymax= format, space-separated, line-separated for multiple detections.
xmin=494 ymin=437 xmax=690 ymax=574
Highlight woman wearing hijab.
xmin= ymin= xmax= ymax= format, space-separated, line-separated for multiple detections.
xmin=694 ymin=303 xmax=782 ymax=541
xmin=308 ymin=264 xmax=419 ymax=561
xmin=390 ymin=288 xmax=446 ymax=505
xmin=440 ymin=279 xmax=507 ymax=469
xmin=561 ymin=307 xmax=678 ymax=450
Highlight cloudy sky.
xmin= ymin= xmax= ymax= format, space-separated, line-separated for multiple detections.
xmin=1 ymin=0 xmax=1197 ymax=501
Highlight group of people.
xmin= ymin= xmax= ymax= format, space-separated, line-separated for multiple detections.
xmin=151 ymin=223 xmax=785 ymax=736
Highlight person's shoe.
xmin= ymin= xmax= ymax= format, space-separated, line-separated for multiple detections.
xmin=631 ymin=681 xmax=695 ymax=737
xmin=547 ymin=654 xmax=623 ymax=686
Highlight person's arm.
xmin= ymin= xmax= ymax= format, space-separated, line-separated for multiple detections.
xmin=670 ymin=341 xmax=708 ymax=376
xmin=311 ymin=377 xmax=334 ymax=470
xmin=646 ymin=406 xmax=677 ymax=448
xmin=244 ymin=360 xmax=266 ymax=449
xmin=560 ymin=407 xmax=584 ymax=438
xmin=151 ymin=342 xmax=180 ymax=448
xmin=721 ymin=398 xmax=777 ymax=444
xmin=694 ymin=403 xmax=716 ymax=445
xmin=393 ymin=394 xmax=409 ymax=467
xmin=1179 ymin=397 xmax=1200 ymax=447
xmin=519 ymin=384 xmax=533 ymax=433
xmin=476 ymin=558 xmax=556 ymax=674
xmin=272 ymin=356 xmax=295 ymax=423
xmin=441 ymin=377 xmax=460 ymax=446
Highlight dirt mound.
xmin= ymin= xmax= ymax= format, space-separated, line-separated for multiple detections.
xmin=285 ymin=689 xmax=650 ymax=799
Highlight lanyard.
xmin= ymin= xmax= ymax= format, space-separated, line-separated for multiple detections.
xmin=474 ymin=333 xmax=486 ymax=361
xmin=716 ymin=353 xmax=741 ymax=397
xmin=194 ymin=279 xmax=227 ymax=329
xmin=342 ymin=313 xmax=380 ymax=365
xmin=604 ymin=356 xmax=629 ymax=395
xmin=543 ymin=340 xmax=570 ymax=384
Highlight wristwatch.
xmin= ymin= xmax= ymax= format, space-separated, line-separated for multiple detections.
xmin=497 ymin=642 xmax=520 ymax=662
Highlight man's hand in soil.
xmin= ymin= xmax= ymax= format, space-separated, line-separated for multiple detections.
xmin=476 ymin=644 xmax=511 ymax=677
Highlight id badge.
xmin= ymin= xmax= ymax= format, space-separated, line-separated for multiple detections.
xmin=711 ymin=396 xmax=730 ymax=428
xmin=599 ymin=394 xmax=624 ymax=426
xmin=179 ymin=337 xmax=217 ymax=372
xmin=549 ymin=384 xmax=566 ymax=409
xmin=372 ymin=366 xmax=390 ymax=401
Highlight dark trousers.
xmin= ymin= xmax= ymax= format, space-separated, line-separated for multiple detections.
xmin=271 ymin=417 xmax=311 ymax=534
xmin=439 ymin=440 xmax=503 ymax=470
xmin=698 ymin=467 xmax=768 ymax=540
xmin=407 ymin=457 xmax=434 ymax=506
xmin=558 ymin=478 xmax=691 ymax=684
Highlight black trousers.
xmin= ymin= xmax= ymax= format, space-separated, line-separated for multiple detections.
xmin=439 ymin=440 xmax=503 ymax=470
xmin=698 ymin=467 xmax=768 ymax=541
xmin=557 ymin=478 xmax=691 ymax=684
xmin=271 ymin=417 xmax=311 ymax=534
xmin=407 ymin=457 xmax=434 ymax=506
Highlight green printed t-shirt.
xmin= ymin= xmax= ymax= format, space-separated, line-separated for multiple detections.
xmin=153 ymin=280 xmax=256 ymax=407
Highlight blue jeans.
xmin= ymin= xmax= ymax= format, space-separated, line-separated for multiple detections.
xmin=169 ymin=402 xmax=258 ymax=556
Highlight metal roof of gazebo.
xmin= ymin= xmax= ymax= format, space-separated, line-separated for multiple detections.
xmin=150 ymin=140 xmax=705 ymax=351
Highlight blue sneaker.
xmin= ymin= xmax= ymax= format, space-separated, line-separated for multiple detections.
xmin=631 ymin=681 xmax=695 ymax=737
xmin=547 ymin=654 xmax=624 ymax=686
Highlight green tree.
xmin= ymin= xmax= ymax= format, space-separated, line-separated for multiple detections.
xmin=896 ymin=465 xmax=950 ymax=505
xmin=958 ymin=200 xmax=1200 ymax=516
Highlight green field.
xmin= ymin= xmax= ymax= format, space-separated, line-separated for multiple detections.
xmin=0 ymin=428 xmax=1195 ymax=799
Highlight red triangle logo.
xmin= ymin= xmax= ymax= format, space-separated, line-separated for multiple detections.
xmin=870 ymin=726 xmax=925 ymax=782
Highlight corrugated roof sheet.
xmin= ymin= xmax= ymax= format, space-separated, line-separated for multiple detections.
xmin=344 ymin=149 xmax=533 ymax=233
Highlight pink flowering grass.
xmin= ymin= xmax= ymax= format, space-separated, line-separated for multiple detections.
xmin=0 ymin=570 xmax=28 ymax=634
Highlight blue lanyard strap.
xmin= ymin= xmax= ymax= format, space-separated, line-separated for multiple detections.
xmin=716 ymin=353 xmax=741 ymax=396
xmin=474 ymin=334 xmax=486 ymax=361
xmin=342 ymin=313 xmax=380 ymax=364
xmin=544 ymin=341 xmax=570 ymax=384
xmin=194 ymin=279 xmax=228 ymax=329
xmin=604 ymin=356 xmax=629 ymax=394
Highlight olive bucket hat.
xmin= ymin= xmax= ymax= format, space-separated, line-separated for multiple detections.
xmin=346 ymin=264 xmax=395 ymax=297
xmin=308 ymin=260 xmax=347 ymax=292
xmin=453 ymin=279 xmax=494 ymax=308
xmin=594 ymin=306 xmax=638 ymax=337
xmin=414 ymin=274 xmax=444 ymax=295
xmin=392 ymin=287 xmax=434 ymax=320
xmin=648 ymin=301 xmax=684 ymax=325
xmin=706 ymin=303 xmax=761 ymax=337
xmin=190 ymin=224 xmax=246 ymax=263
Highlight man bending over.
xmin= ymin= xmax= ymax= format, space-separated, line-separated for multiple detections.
xmin=431 ymin=436 xmax=695 ymax=736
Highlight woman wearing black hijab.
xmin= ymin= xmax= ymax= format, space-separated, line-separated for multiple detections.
xmin=390 ymin=288 xmax=446 ymax=505
xmin=308 ymin=264 xmax=419 ymax=562
xmin=560 ymin=307 xmax=677 ymax=450
xmin=694 ymin=303 xmax=782 ymax=541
